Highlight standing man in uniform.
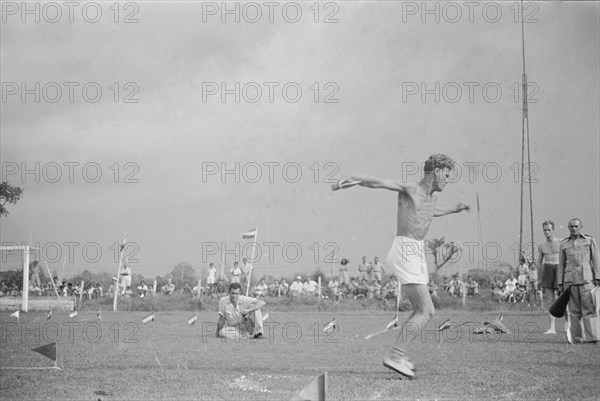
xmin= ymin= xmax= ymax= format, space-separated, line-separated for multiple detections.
xmin=358 ymin=256 xmax=371 ymax=281
xmin=371 ymin=257 xmax=386 ymax=282
xmin=558 ymin=218 xmax=599 ymax=343
xmin=333 ymin=153 xmax=469 ymax=378
xmin=538 ymin=220 xmax=561 ymax=334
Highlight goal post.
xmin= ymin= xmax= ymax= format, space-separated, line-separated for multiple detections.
xmin=0 ymin=245 xmax=37 ymax=312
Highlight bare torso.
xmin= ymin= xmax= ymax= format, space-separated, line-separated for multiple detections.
xmin=396 ymin=186 xmax=437 ymax=240
xmin=539 ymin=239 xmax=560 ymax=264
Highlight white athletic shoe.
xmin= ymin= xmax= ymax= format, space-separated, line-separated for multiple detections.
xmin=383 ymin=356 xmax=415 ymax=379
xmin=543 ymin=329 xmax=556 ymax=335
xmin=383 ymin=347 xmax=415 ymax=378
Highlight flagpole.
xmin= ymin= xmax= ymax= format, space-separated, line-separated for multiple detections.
xmin=113 ymin=233 xmax=127 ymax=312
xmin=220 ymin=251 xmax=226 ymax=281
xmin=60 ymin=257 xmax=66 ymax=283
xmin=246 ymin=230 xmax=258 ymax=296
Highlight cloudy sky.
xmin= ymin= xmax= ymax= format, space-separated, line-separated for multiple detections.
xmin=1 ymin=1 xmax=598 ymax=281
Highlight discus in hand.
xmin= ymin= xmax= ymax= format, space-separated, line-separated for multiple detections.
xmin=332 ymin=179 xmax=362 ymax=191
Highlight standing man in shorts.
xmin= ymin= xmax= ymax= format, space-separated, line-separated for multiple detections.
xmin=333 ymin=153 xmax=469 ymax=378
xmin=538 ymin=220 xmax=561 ymax=334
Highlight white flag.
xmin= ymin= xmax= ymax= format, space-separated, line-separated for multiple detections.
xmin=142 ymin=313 xmax=155 ymax=324
xmin=323 ymin=318 xmax=336 ymax=332
xmin=188 ymin=315 xmax=197 ymax=325
xmin=386 ymin=316 xmax=398 ymax=330
xmin=10 ymin=310 xmax=19 ymax=321
xmin=242 ymin=229 xmax=257 ymax=239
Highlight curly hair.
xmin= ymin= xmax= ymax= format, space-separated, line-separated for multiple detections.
xmin=542 ymin=220 xmax=555 ymax=229
xmin=423 ymin=154 xmax=456 ymax=173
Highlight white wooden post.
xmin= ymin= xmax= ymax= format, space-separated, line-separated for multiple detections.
xmin=0 ymin=245 xmax=41 ymax=313
xmin=23 ymin=246 xmax=30 ymax=312
xmin=112 ymin=233 xmax=127 ymax=312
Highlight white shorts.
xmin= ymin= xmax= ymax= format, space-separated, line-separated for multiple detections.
xmin=386 ymin=236 xmax=429 ymax=285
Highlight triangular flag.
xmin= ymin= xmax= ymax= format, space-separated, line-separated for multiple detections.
xmin=142 ymin=313 xmax=154 ymax=324
xmin=31 ymin=342 xmax=57 ymax=362
xmin=438 ymin=319 xmax=452 ymax=331
xmin=69 ymin=311 xmax=78 ymax=318
xmin=323 ymin=318 xmax=335 ymax=332
xmin=242 ymin=228 xmax=257 ymax=239
xmin=97 ymin=310 xmax=102 ymax=320
xmin=386 ymin=316 xmax=398 ymax=330
xmin=188 ymin=315 xmax=198 ymax=325
xmin=263 ymin=312 xmax=269 ymax=322
xmin=291 ymin=372 xmax=327 ymax=401
xmin=46 ymin=310 xmax=53 ymax=320
xmin=10 ymin=310 xmax=19 ymax=321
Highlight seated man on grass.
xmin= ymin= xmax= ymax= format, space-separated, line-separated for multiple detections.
xmin=161 ymin=278 xmax=175 ymax=295
xmin=216 ymin=282 xmax=266 ymax=340
xmin=254 ymin=279 xmax=269 ymax=298
xmin=500 ymin=273 xmax=517 ymax=302
xmin=302 ymin=276 xmax=318 ymax=296
xmin=137 ymin=280 xmax=149 ymax=298
xmin=382 ymin=276 xmax=399 ymax=300
xmin=464 ymin=276 xmax=479 ymax=297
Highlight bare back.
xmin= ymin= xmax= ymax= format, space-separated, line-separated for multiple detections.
xmin=396 ymin=186 xmax=437 ymax=240
xmin=539 ymin=239 xmax=560 ymax=265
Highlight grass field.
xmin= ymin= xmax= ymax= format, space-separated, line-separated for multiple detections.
xmin=1 ymin=307 xmax=599 ymax=401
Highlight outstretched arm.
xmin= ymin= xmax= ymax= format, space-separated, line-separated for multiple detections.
xmin=434 ymin=203 xmax=470 ymax=217
xmin=332 ymin=175 xmax=408 ymax=192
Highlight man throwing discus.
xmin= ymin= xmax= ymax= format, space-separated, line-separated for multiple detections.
xmin=333 ymin=153 xmax=469 ymax=378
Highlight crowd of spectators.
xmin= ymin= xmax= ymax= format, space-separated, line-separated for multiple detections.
xmin=1 ymin=257 xmax=545 ymax=309
xmin=489 ymin=257 xmax=539 ymax=303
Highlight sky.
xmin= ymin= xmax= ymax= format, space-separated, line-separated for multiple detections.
xmin=1 ymin=1 xmax=599 ymax=281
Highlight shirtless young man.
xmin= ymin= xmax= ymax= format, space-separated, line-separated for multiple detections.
xmin=333 ymin=153 xmax=469 ymax=378
xmin=538 ymin=220 xmax=561 ymax=334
